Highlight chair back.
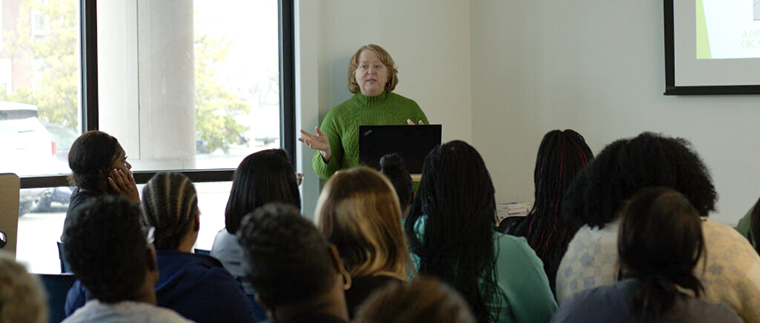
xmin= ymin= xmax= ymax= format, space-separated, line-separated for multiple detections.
xmin=57 ymin=241 xmax=72 ymax=273
xmin=0 ymin=173 xmax=20 ymax=256
xmin=38 ymin=273 xmax=77 ymax=323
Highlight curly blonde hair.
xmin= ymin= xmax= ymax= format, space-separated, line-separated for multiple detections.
xmin=348 ymin=44 xmax=399 ymax=94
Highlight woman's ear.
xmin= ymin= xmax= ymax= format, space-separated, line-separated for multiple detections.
xmin=193 ymin=211 xmax=200 ymax=232
xmin=328 ymin=244 xmax=344 ymax=273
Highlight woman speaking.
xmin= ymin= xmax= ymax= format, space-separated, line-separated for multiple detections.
xmin=299 ymin=44 xmax=429 ymax=179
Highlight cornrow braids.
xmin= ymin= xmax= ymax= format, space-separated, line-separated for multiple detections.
xmin=237 ymin=203 xmax=335 ymax=307
xmin=513 ymin=129 xmax=593 ymax=295
xmin=141 ymin=172 xmax=199 ymax=250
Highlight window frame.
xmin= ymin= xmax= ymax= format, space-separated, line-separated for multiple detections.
xmin=19 ymin=0 xmax=296 ymax=189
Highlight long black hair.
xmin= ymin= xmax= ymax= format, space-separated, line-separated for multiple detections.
xmin=225 ymin=149 xmax=301 ymax=233
xmin=405 ymin=140 xmax=501 ymax=323
xmin=562 ymin=132 xmax=717 ymax=229
xmin=618 ymin=186 xmax=705 ymax=320
xmin=514 ymin=129 xmax=592 ymax=295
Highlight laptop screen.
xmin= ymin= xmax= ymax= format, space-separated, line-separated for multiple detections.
xmin=358 ymin=125 xmax=442 ymax=174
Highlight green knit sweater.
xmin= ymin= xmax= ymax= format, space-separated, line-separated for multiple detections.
xmin=312 ymin=91 xmax=429 ymax=179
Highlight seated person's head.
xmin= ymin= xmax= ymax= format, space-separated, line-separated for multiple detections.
xmin=405 ymin=140 xmax=498 ymax=323
xmin=528 ymin=129 xmax=592 ymax=225
xmin=237 ymin=203 xmax=348 ymax=320
xmin=354 ymin=276 xmax=476 ymax=323
xmin=0 ymin=251 xmax=48 ymax=323
xmin=380 ymin=153 xmax=413 ymax=216
xmin=618 ymin=186 xmax=705 ymax=319
xmin=68 ymin=130 xmax=129 ymax=192
xmin=563 ymin=132 xmax=716 ymax=228
xmin=62 ymin=196 xmax=157 ymax=303
xmin=315 ymin=166 xmax=411 ymax=280
xmin=225 ymin=149 xmax=301 ymax=234
xmin=140 ymin=172 xmax=199 ymax=251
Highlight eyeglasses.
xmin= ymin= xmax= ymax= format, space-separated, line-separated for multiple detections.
xmin=143 ymin=226 xmax=155 ymax=245
xmin=295 ymin=172 xmax=304 ymax=186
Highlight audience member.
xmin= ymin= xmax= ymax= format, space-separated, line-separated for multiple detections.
xmin=62 ymin=130 xmax=138 ymax=240
xmin=511 ymin=129 xmax=592 ymax=296
xmin=211 ymin=149 xmax=301 ymax=292
xmin=0 ymin=251 xmax=48 ymax=323
xmin=734 ymin=198 xmax=760 ymax=251
xmin=405 ymin=140 xmax=557 ymax=323
xmin=61 ymin=196 xmax=190 ymax=323
xmin=552 ymin=187 xmax=742 ymax=322
xmin=556 ymin=132 xmax=760 ymax=322
xmin=64 ymin=172 xmax=256 ymax=322
xmin=379 ymin=153 xmax=413 ymax=216
xmin=354 ymin=276 xmax=476 ymax=323
xmin=315 ymin=166 xmax=412 ymax=318
xmin=237 ymin=203 xmax=349 ymax=323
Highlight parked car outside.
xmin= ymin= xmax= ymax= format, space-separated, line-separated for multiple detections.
xmin=0 ymin=102 xmax=70 ymax=215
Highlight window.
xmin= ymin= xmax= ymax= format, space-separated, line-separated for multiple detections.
xmin=9 ymin=0 xmax=295 ymax=273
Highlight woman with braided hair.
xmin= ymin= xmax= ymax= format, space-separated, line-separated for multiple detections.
xmin=512 ymin=129 xmax=593 ymax=296
xmin=65 ymin=172 xmax=256 ymax=323
xmin=405 ymin=140 xmax=557 ymax=323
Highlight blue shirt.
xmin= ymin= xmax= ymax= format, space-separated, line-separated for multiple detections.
xmin=66 ymin=251 xmax=255 ymax=323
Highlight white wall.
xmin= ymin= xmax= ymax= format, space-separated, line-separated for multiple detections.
xmin=470 ymin=1 xmax=760 ymax=225
xmin=296 ymin=0 xmax=473 ymax=218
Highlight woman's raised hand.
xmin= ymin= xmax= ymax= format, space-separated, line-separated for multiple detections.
xmin=108 ymin=167 xmax=140 ymax=203
xmin=407 ymin=119 xmax=424 ymax=125
xmin=299 ymin=126 xmax=332 ymax=162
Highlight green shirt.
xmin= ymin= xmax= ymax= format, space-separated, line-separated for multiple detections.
xmin=735 ymin=205 xmax=756 ymax=247
xmin=312 ymin=91 xmax=429 ymax=180
xmin=411 ymin=217 xmax=558 ymax=323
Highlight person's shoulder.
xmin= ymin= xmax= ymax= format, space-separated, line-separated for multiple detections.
xmin=553 ymin=283 xmax=628 ymax=323
xmin=494 ymin=231 xmax=538 ymax=256
xmin=120 ymin=301 xmax=194 ymax=323
xmin=682 ymin=298 xmax=743 ymax=323
xmin=387 ymin=92 xmax=420 ymax=107
xmin=328 ymin=94 xmax=362 ymax=113
xmin=702 ymin=219 xmax=759 ymax=253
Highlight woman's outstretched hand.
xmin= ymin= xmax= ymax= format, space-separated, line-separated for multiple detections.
xmin=299 ymin=126 xmax=332 ymax=162
xmin=108 ymin=167 xmax=140 ymax=203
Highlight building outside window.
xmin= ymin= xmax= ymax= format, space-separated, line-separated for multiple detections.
xmin=0 ymin=0 xmax=292 ymax=273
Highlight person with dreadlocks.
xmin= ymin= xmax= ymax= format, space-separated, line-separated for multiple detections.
xmin=405 ymin=140 xmax=556 ymax=323
xmin=512 ymin=130 xmax=593 ymax=296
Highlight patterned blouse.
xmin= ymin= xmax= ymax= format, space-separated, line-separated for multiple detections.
xmin=557 ymin=218 xmax=760 ymax=323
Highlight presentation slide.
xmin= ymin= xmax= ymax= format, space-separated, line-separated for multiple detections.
xmin=697 ymin=0 xmax=760 ymax=59
xmin=669 ymin=0 xmax=760 ymax=90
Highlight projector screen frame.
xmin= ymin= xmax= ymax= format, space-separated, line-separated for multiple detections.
xmin=664 ymin=0 xmax=760 ymax=95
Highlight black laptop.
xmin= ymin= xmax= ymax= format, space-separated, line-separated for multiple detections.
xmin=358 ymin=125 xmax=442 ymax=174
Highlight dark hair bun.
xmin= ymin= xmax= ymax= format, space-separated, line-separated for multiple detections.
xmin=380 ymin=153 xmax=405 ymax=175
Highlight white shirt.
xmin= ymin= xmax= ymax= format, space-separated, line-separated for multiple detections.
xmin=62 ymin=300 xmax=193 ymax=323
